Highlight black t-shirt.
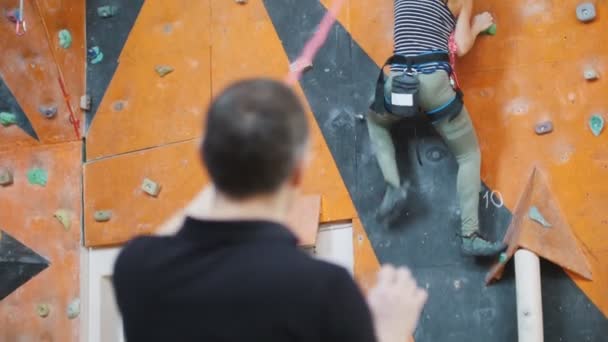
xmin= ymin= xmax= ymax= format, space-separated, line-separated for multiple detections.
xmin=113 ymin=217 xmax=377 ymax=342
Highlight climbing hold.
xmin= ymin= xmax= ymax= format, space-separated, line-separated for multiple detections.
xmin=0 ymin=112 xmax=17 ymax=127
xmin=498 ymin=252 xmax=508 ymax=264
xmin=87 ymin=46 xmax=104 ymax=64
xmin=58 ymin=29 xmax=72 ymax=49
xmin=27 ymin=168 xmax=48 ymax=187
xmin=482 ymin=23 xmax=497 ymax=36
xmin=534 ymin=120 xmax=553 ymax=135
xmin=96 ymin=5 xmax=117 ymax=18
xmin=0 ymin=169 xmax=13 ymax=186
xmin=37 ymin=304 xmax=51 ymax=318
xmin=142 ymin=178 xmax=161 ymax=197
xmin=235 ymin=0 xmax=248 ymax=4
xmin=94 ymin=210 xmax=112 ymax=222
xmin=67 ymin=298 xmax=80 ymax=319
xmin=583 ymin=68 xmax=599 ymax=81
xmin=80 ymin=95 xmax=91 ymax=111
xmin=576 ymin=3 xmax=596 ymax=22
xmin=38 ymin=106 xmax=57 ymax=119
xmin=589 ymin=114 xmax=605 ymax=136
xmin=54 ymin=209 xmax=71 ymax=231
xmin=6 ymin=8 xmax=20 ymax=23
xmin=289 ymin=60 xmax=313 ymax=74
xmin=529 ymin=206 xmax=552 ymax=228
xmin=155 ymin=65 xmax=174 ymax=77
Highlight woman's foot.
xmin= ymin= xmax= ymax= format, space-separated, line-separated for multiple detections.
xmin=376 ymin=183 xmax=410 ymax=223
xmin=461 ymin=232 xmax=507 ymax=257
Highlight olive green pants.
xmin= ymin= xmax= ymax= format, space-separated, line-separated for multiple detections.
xmin=367 ymin=71 xmax=481 ymax=235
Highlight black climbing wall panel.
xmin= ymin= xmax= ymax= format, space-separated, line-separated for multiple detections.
xmin=85 ymin=0 xmax=145 ymax=131
xmin=0 ymin=230 xmax=49 ymax=300
xmin=263 ymin=0 xmax=608 ymax=340
xmin=0 ymin=77 xmax=38 ymax=140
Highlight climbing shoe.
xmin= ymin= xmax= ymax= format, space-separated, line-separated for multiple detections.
xmin=461 ymin=232 xmax=507 ymax=257
xmin=376 ymin=183 xmax=409 ymax=223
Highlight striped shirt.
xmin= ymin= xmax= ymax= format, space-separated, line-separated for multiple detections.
xmin=392 ymin=0 xmax=456 ymax=74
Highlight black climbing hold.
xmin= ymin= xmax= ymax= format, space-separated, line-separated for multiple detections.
xmin=535 ymin=120 xmax=553 ymax=135
xmin=0 ymin=230 xmax=49 ymax=300
xmin=38 ymin=106 xmax=58 ymax=119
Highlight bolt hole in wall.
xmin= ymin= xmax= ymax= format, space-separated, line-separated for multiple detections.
xmin=81 ymin=222 xmax=354 ymax=341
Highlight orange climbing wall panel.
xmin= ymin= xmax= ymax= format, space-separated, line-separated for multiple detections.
xmin=0 ymin=0 xmax=85 ymax=144
xmin=84 ymin=139 xmax=207 ymax=246
xmin=329 ymin=0 xmax=608 ymax=316
xmin=0 ymin=141 xmax=82 ymax=341
xmin=85 ymin=0 xmax=212 ymax=160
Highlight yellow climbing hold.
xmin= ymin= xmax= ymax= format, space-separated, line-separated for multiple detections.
xmin=54 ymin=209 xmax=71 ymax=231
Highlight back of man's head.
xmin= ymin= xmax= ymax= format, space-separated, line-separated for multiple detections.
xmin=202 ymin=79 xmax=309 ymax=199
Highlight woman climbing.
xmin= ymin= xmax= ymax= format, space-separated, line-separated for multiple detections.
xmin=367 ymin=0 xmax=507 ymax=256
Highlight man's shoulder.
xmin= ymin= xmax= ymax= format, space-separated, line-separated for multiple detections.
xmin=113 ymin=235 xmax=174 ymax=281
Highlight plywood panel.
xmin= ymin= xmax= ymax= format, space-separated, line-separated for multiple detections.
xmin=84 ymin=139 xmax=207 ymax=246
xmin=211 ymin=0 xmax=357 ymax=223
xmin=86 ymin=0 xmax=211 ymax=160
xmin=0 ymin=0 xmax=81 ymax=143
xmin=0 ymin=141 xmax=82 ymax=341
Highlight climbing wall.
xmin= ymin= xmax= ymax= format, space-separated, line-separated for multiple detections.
xmin=2 ymin=0 xmax=608 ymax=340
xmin=0 ymin=0 xmax=85 ymax=340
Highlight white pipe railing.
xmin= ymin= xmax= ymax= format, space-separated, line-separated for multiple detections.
xmin=515 ymin=249 xmax=544 ymax=342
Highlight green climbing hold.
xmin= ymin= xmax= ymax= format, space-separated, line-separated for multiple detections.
xmin=0 ymin=112 xmax=17 ymax=127
xmin=88 ymin=46 xmax=104 ymax=64
xmin=529 ymin=206 xmax=552 ymax=228
xmin=482 ymin=23 xmax=497 ymax=36
xmin=498 ymin=252 xmax=508 ymax=264
xmin=97 ymin=5 xmax=117 ymax=18
xmin=589 ymin=114 xmax=604 ymax=137
xmin=27 ymin=168 xmax=48 ymax=187
xmin=155 ymin=65 xmax=174 ymax=77
xmin=58 ymin=29 xmax=72 ymax=49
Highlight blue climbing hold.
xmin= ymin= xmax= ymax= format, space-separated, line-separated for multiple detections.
xmin=87 ymin=46 xmax=104 ymax=64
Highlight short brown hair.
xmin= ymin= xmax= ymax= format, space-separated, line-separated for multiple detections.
xmin=202 ymin=79 xmax=308 ymax=199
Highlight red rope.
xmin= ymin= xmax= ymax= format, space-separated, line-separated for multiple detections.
xmin=448 ymin=32 xmax=462 ymax=90
xmin=57 ymin=77 xmax=81 ymax=139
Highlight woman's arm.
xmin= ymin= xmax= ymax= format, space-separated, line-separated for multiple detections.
xmin=453 ymin=0 xmax=493 ymax=57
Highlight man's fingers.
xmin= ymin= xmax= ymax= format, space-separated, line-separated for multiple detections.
xmin=377 ymin=264 xmax=397 ymax=286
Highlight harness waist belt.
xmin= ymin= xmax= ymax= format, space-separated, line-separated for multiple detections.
xmin=389 ymin=53 xmax=450 ymax=67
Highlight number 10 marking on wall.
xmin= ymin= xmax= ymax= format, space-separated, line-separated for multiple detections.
xmin=483 ymin=190 xmax=504 ymax=209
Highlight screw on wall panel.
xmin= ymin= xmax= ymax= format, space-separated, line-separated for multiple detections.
xmin=576 ymin=3 xmax=596 ymax=22
xmin=583 ymin=68 xmax=599 ymax=81
xmin=37 ymin=304 xmax=51 ymax=318
xmin=589 ymin=114 xmax=605 ymax=136
xmin=155 ymin=65 xmax=174 ymax=77
xmin=67 ymin=298 xmax=80 ymax=319
xmin=87 ymin=46 xmax=104 ymax=64
xmin=27 ymin=168 xmax=48 ymax=187
xmin=142 ymin=178 xmax=161 ymax=197
xmin=535 ymin=120 xmax=553 ymax=135
xmin=54 ymin=209 xmax=71 ymax=231
xmin=113 ymin=101 xmax=125 ymax=111
xmin=0 ymin=112 xmax=17 ymax=126
xmin=80 ymin=95 xmax=91 ymax=111
xmin=58 ymin=29 xmax=72 ymax=49
xmin=94 ymin=210 xmax=112 ymax=222
xmin=97 ymin=5 xmax=117 ymax=18
xmin=0 ymin=169 xmax=13 ymax=186
xmin=38 ymin=106 xmax=57 ymax=119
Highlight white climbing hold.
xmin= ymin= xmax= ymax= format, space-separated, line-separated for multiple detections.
xmin=67 ymin=298 xmax=80 ymax=319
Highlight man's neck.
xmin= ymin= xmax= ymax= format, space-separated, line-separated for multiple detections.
xmin=189 ymin=189 xmax=292 ymax=224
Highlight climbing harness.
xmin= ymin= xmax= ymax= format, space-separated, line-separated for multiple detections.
xmin=15 ymin=0 xmax=26 ymax=35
